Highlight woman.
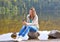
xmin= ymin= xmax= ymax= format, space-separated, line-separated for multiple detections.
xmin=17 ymin=7 xmax=39 ymax=41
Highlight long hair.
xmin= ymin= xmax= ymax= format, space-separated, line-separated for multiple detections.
xmin=29 ymin=7 xmax=37 ymax=20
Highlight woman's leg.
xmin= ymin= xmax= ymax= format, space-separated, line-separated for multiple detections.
xmin=21 ymin=26 xmax=30 ymax=37
xmin=18 ymin=25 xmax=27 ymax=36
xmin=29 ymin=26 xmax=38 ymax=32
xmin=21 ymin=26 xmax=38 ymax=37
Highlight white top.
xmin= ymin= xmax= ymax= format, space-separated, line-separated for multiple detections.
xmin=26 ymin=14 xmax=39 ymax=28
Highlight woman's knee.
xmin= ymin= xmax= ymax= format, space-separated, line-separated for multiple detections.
xmin=22 ymin=25 xmax=27 ymax=29
xmin=22 ymin=25 xmax=26 ymax=28
xmin=28 ymin=26 xmax=38 ymax=32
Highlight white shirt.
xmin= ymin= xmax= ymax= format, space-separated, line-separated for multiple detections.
xmin=26 ymin=14 xmax=39 ymax=29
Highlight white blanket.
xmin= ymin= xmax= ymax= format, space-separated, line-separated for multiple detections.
xmin=38 ymin=31 xmax=50 ymax=40
xmin=0 ymin=31 xmax=50 ymax=41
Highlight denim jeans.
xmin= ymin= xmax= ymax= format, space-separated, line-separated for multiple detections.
xmin=18 ymin=25 xmax=38 ymax=37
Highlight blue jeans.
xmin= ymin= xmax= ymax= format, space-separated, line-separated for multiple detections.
xmin=18 ymin=25 xmax=38 ymax=37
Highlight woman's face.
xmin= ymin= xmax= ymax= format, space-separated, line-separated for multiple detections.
xmin=29 ymin=10 xmax=33 ymax=16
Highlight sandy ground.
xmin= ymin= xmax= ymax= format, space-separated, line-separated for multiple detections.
xmin=0 ymin=39 xmax=60 ymax=42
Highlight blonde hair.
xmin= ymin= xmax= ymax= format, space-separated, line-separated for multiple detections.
xmin=30 ymin=7 xmax=36 ymax=15
xmin=29 ymin=7 xmax=36 ymax=19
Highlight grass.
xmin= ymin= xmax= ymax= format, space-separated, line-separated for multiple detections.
xmin=0 ymin=19 xmax=22 ymax=34
xmin=0 ymin=19 xmax=60 ymax=34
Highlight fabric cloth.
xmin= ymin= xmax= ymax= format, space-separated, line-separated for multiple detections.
xmin=26 ymin=14 xmax=39 ymax=28
xmin=0 ymin=31 xmax=50 ymax=41
xmin=18 ymin=25 xmax=38 ymax=37
xmin=30 ymin=19 xmax=32 ymax=23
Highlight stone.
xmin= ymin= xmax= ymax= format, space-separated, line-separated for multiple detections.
xmin=28 ymin=32 xmax=40 ymax=39
xmin=11 ymin=32 xmax=17 ymax=39
xmin=48 ymin=30 xmax=60 ymax=39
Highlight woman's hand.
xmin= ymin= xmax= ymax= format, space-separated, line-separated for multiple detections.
xmin=22 ymin=21 xmax=27 ymax=25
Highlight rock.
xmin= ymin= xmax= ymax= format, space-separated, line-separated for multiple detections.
xmin=11 ymin=32 xmax=17 ymax=39
xmin=48 ymin=30 xmax=60 ymax=39
xmin=28 ymin=32 xmax=40 ymax=39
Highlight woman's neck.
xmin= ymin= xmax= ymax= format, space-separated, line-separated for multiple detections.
xmin=30 ymin=15 xmax=34 ymax=20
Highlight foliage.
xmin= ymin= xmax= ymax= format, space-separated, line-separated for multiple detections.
xmin=0 ymin=0 xmax=60 ymax=34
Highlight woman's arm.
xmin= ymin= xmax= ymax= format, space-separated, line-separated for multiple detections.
xmin=26 ymin=15 xmax=38 ymax=26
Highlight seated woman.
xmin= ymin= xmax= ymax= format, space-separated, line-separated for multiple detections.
xmin=17 ymin=7 xmax=39 ymax=41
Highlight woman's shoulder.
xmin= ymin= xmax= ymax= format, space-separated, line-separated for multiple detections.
xmin=35 ymin=14 xmax=38 ymax=18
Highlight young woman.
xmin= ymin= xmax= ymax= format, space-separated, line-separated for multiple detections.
xmin=17 ymin=7 xmax=39 ymax=41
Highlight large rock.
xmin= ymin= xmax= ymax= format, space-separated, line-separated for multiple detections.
xmin=28 ymin=32 xmax=40 ymax=39
xmin=48 ymin=30 xmax=60 ymax=39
